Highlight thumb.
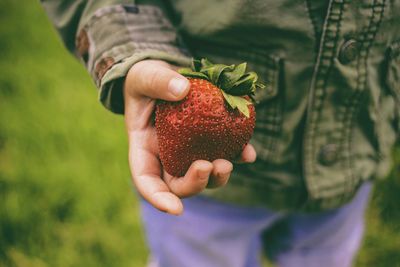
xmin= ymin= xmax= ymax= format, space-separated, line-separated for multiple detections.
xmin=124 ymin=60 xmax=190 ymax=101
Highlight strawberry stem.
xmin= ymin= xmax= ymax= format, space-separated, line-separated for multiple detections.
xmin=178 ymin=58 xmax=265 ymax=117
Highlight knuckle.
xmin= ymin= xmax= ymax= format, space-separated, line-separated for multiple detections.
xmin=129 ymin=62 xmax=161 ymax=92
xmin=129 ymin=61 xmax=144 ymax=79
xmin=174 ymin=181 xmax=205 ymax=198
xmin=147 ymin=67 xmax=162 ymax=91
xmin=195 ymin=179 xmax=208 ymax=191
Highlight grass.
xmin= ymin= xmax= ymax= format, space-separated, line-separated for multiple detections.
xmin=0 ymin=1 xmax=399 ymax=266
xmin=0 ymin=2 xmax=147 ymax=266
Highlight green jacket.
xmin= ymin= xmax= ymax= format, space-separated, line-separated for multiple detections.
xmin=42 ymin=0 xmax=400 ymax=212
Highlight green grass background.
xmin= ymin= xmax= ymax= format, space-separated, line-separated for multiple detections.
xmin=0 ymin=1 xmax=399 ymax=266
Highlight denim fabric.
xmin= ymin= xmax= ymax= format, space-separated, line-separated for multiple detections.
xmin=141 ymin=182 xmax=372 ymax=267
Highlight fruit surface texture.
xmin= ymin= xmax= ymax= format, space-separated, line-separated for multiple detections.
xmin=155 ymin=59 xmax=263 ymax=177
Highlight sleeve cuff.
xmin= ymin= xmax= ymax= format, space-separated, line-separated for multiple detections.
xmin=100 ymin=50 xmax=191 ymax=114
xmin=75 ymin=4 xmax=191 ymax=114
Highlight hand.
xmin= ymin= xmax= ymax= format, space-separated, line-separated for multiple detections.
xmin=123 ymin=60 xmax=257 ymax=215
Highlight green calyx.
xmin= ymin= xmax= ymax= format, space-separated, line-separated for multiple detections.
xmin=178 ymin=58 xmax=265 ymax=118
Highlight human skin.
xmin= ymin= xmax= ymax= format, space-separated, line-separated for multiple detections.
xmin=123 ymin=60 xmax=257 ymax=215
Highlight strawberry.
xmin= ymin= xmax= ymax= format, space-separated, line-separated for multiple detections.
xmin=155 ymin=59 xmax=265 ymax=177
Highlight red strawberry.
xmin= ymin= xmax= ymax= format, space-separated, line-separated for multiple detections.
xmin=155 ymin=59 xmax=264 ymax=177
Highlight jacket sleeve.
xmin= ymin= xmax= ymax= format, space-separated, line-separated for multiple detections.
xmin=41 ymin=0 xmax=191 ymax=114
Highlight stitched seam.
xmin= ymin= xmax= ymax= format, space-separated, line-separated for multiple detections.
xmin=339 ymin=0 xmax=386 ymax=203
xmin=92 ymin=43 xmax=188 ymax=85
xmin=186 ymin=37 xmax=281 ymax=67
xmin=304 ymin=0 xmax=347 ymax=199
xmin=344 ymin=0 xmax=386 ymax=199
xmin=305 ymin=0 xmax=321 ymax=54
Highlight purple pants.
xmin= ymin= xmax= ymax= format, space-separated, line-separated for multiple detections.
xmin=140 ymin=182 xmax=372 ymax=267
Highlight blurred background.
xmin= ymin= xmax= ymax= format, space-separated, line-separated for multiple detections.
xmin=0 ymin=1 xmax=399 ymax=267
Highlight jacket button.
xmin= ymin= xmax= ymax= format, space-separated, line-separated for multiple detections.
xmin=319 ymin=144 xmax=338 ymax=166
xmin=338 ymin=39 xmax=359 ymax=64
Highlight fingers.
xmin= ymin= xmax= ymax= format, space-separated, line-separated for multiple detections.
xmin=235 ymin=144 xmax=257 ymax=164
xmin=130 ymin=140 xmax=256 ymax=215
xmin=124 ymin=60 xmax=190 ymax=101
xmin=134 ymin=173 xmax=184 ymax=215
xmin=163 ymin=144 xmax=256 ymax=197
xmin=207 ymin=159 xmax=233 ymax=188
xmin=128 ymin=130 xmax=183 ymax=215
xmin=164 ymin=159 xmax=234 ymax=194
xmin=164 ymin=160 xmax=213 ymax=198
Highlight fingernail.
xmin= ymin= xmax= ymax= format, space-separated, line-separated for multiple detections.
xmin=169 ymin=78 xmax=189 ymax=97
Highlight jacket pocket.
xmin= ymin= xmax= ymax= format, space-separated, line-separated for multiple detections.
xmin=188 ymin=40 xmax=282 ymax=103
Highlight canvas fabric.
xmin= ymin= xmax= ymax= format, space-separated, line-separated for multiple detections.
xmin=41 ymin=0 xmax=400 ymax=211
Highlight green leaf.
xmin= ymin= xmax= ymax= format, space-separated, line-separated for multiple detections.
xmin=178 ymin=68 xmax=209 ymax=80
xmin=185 ymin=58 xmax=266 ymax=100
xmin=221 ymin=90 xmax=252 ymax=118
xmin=219 ymin=62 xmax=247 ymax=89
xmin=227 ymin=71 xmax=259 ymax=96
xmin=200 ymin=58 xmax=213 ymax=68
xmin=200 ymin=64 xmax=234 ymax=85
xmin=256 ymin=82 xmax=266 ymax=90
xmin=192 ymin=59 xmax=202 ymax=72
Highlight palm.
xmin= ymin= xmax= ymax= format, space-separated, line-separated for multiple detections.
xmin=128 ymin=99 xmax=162 ymax=181
xmin=123 ymin=60 xmax=256 ymax=215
